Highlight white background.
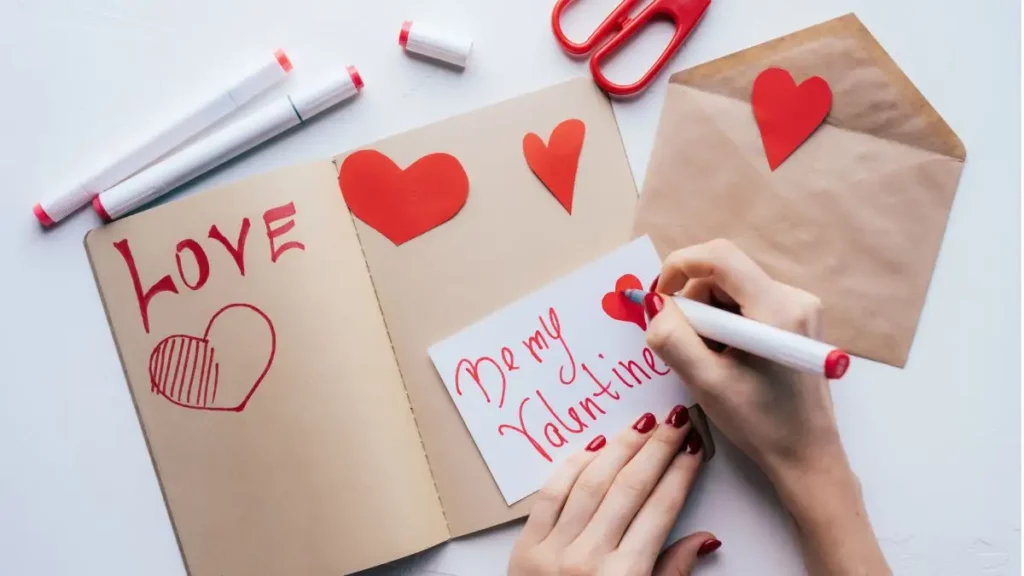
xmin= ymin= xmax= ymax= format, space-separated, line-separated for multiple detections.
xmin=0 ymin=0 xmax=1019 ymax=575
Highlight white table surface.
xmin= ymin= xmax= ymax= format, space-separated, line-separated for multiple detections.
xmin=0 ymin=0 xmax=1019 ymax=574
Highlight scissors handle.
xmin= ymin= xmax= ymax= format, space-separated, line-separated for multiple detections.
xmin=591 ymin=0 xmax=710 ymax=96
xmin=551 ymin=0 xmax=643 ymax=56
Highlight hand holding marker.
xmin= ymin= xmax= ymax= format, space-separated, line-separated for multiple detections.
xmin=34 ymin=51 xmax=293 ymax=226
xmin=93 ymin=65 xmax=363 ymax=221
xmin=622 ymin=289 xmax=850 ymax=379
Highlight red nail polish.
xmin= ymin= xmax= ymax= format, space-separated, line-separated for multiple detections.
xmin=632 ymin=412 xmax=656 ymax=433
xmin=697 ymin=538 xmax=722 ymax=557
xmin=666 ymin=405 xmax=689 ymax=428
xmin=685 ymin=431 xmax=704 ymax=454
xmin=643 ymin=292 xmax=664 ymax=320
xmin=586 ymin=435 xmax=606 ymax=452
xmin=648 ymin=274 xmax=661 ymax=293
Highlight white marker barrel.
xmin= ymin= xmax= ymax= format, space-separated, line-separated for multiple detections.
xmin=34 ymin=50 xmax=292 ymax=226
xmin=94 ymin=66 xmax=362 ymax=221
xmin=399 ymin=21 xmax=473 ymax=69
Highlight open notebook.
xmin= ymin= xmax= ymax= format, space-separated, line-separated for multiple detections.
xmin=85 ymin=79 xmax=645 ymax=575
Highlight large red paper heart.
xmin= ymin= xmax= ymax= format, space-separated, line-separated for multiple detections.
xmin=751 ymin=67 xmax=833 ymax=171
xmin=147 ymin=303 xmax=276 ymax=412
xmin=338 ymin=150 xmax=469 ymax=245
xmin=523 ymin=119 xmax=586 ymax=214
xmin=601 ymin=274 xmax=646 ymax=330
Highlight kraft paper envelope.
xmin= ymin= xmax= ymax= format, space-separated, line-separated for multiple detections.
xmin=635 ymin=14 xmax=966 ymax=367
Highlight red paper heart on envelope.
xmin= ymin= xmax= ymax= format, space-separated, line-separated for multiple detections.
xmin=523 ymin=119 xmax=586 ymax=214
xmin=147 ymin=303 xmax=276 ymax=412
xmin=339 ymin=150 xmax=469 ymax=245
xmin=752 ymin=67 xmax=833 ymax=170
xmin=601 ymin=274 xmax=646 ymax=330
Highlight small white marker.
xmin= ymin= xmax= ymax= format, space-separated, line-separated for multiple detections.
xmin=34 ymin=50 xmax=293 ymax=226
xmin=94 ymin=66 xmax=363 ymax=222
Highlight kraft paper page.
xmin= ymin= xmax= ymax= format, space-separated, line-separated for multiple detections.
xmin=85 ymin=161 xmax=448 ymax=575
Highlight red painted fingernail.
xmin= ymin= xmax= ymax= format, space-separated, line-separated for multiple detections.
xmin=586 ymin=435 xmax=607 ymax=452
xmin=666 ymin=405 xmax=689 ymax=428
xmin=648 ymin=274 xmax=661 ymax=292
xmin=685 ymin=431 xmax=704 ymax=454
xmin=643 ymin=292 xmax=664 ymax=320
xmin=632 ymin=412 xmax=656 ymax=433
xmin=697 ymin=538 xmax=722 ymax=557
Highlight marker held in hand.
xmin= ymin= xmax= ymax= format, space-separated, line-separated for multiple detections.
xmin=622 ymin=289 xmax=849 ymax=379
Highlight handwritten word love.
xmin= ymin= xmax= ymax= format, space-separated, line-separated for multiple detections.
xmin=114 ymin=202 xmax=305 ymax=333
xmin=453 ymin=307 xmax=575 ymax=409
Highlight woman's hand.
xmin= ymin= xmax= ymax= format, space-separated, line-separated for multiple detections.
xmin=644 ymin=238 xmax=843 ymax=483
xmin=644 ymin=239 xmax=890 ymax=575
xmin=509 ymin=407 xmax=720 ymax=576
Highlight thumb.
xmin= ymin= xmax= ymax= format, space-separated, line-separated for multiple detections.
xmin=652 ymin=532 xmax=721 ymax=576
xmin=645 ymin=294 xmax=723 ymax=386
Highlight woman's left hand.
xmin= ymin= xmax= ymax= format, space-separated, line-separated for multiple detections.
xmin=508 ymin=406 xmax=720 ymax=576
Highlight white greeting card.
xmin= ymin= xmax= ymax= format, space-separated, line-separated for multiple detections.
xmin=428 ymin=236 xmax=694 ymax=504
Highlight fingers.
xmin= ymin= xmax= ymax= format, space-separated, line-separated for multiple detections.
xmin=618 ymin=428 xmax=705 ymax=565
xmin=547 ymin=414 xmax=656 ymax=545
xmin=645 ymin=295 xmax=724 ymax=385
xmin=651 ymin=532 xmax=722 ymax=576
xmin=520 ymin=445 xmax=601 ymax=544
xmin=575 ymin=406 xmax=693 ymax=550
xmin=657 ymin=239 xmax=773 ymax=307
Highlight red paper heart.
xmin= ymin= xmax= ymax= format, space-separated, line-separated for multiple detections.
xmin=147 ymin=303 xmax=276 ymax=412
xmin=338 ymin=150 xmax=469 ymax=246
xmin=751 ymin=68 xmax=833 ymax=171
xmin=601 ymin=274 xmax=647 ymax=330
xmin=523 ymin=119 xmax=586 ymax=214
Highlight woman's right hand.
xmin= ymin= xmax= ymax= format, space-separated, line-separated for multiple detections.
xmin=643 ymin=239 xmax=890 ymax=575
xmin=643 ymin=238 xmax=843 ymax=482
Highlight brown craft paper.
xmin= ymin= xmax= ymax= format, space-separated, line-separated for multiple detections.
xmin=635 ymin=13 xmax=966 ymax=367
xmin=86 ymin=162 xmax=448 ymax=575
xmin=334 ymin=78 xmax=644 ymax=536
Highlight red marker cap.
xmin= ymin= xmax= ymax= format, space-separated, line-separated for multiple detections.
xmin=33 ymin=203 xmax=55 ymax=227
xmin=347 ymin=65 xmax=364 ymax=91
xmin=92 ymin=196 xmax=112 ymax=223
xmin=274 ymin=49 xmax=293 ymax=73
xmin=824 ymin=349 xmax=850 ymax=379
xmin=399 ymin=21 xmax=413 ymax=48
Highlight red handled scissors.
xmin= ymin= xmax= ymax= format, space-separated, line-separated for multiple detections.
xmin=552 ymin=0 xmax=711 ymax=97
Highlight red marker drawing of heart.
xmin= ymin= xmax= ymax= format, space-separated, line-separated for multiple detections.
xmin=751 ymin=67 xmax=833 ymax=171
xmin=147 ymin=303 xmax=276 ymax=412
xmin=601 ymin=274 xmax=647 ymax=330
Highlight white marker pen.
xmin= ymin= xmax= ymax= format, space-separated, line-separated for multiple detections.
xmin=34 ymin=50 xmax=293 ymax=226
xmin=623 ymin=289 xmax=850 ymax=379
xmin=93 ymin=66 xmax=363 ymax=222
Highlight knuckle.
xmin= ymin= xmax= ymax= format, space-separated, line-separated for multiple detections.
xmin=614 ymin=472 xmax=651 ymax=499
xmin=705 ymin=237 xmax=737 ymax=256
xmin=572 ymin=474 xmax=606 ymax=500
xmin=560 ymin=550 xmax=596 ymax=576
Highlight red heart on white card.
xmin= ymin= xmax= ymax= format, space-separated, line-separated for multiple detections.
xmin=147 ymin=303 xmax=276 ymax=412
xmin=601 ymin=274 xmax=647 ymax=330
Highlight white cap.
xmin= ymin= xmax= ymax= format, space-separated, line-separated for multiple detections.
xmin=289 ymin=66 xmax=363 ymax=120
xmin=399 ymin=21 xmax=473 ymax=69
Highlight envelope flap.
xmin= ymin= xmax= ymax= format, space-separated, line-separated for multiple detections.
xmin=670 ymin=13 xmax=966 ymax=160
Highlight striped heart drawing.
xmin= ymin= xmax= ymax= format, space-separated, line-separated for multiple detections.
xmin=147 ymin=303 xmax=276 ymax=412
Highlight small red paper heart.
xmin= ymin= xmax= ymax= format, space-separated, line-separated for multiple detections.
xmin=339 ymin=150 xmax=470 ymax=245
xmin=147 ymin=303 xmax=276 ymax=412
xmin=523 ymin=119 xmax=586 ymax=214
xmin=751 ymin=67 xmax=833 ymax=171
xmin=601 ymin=274 xmax=647 ymax=330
